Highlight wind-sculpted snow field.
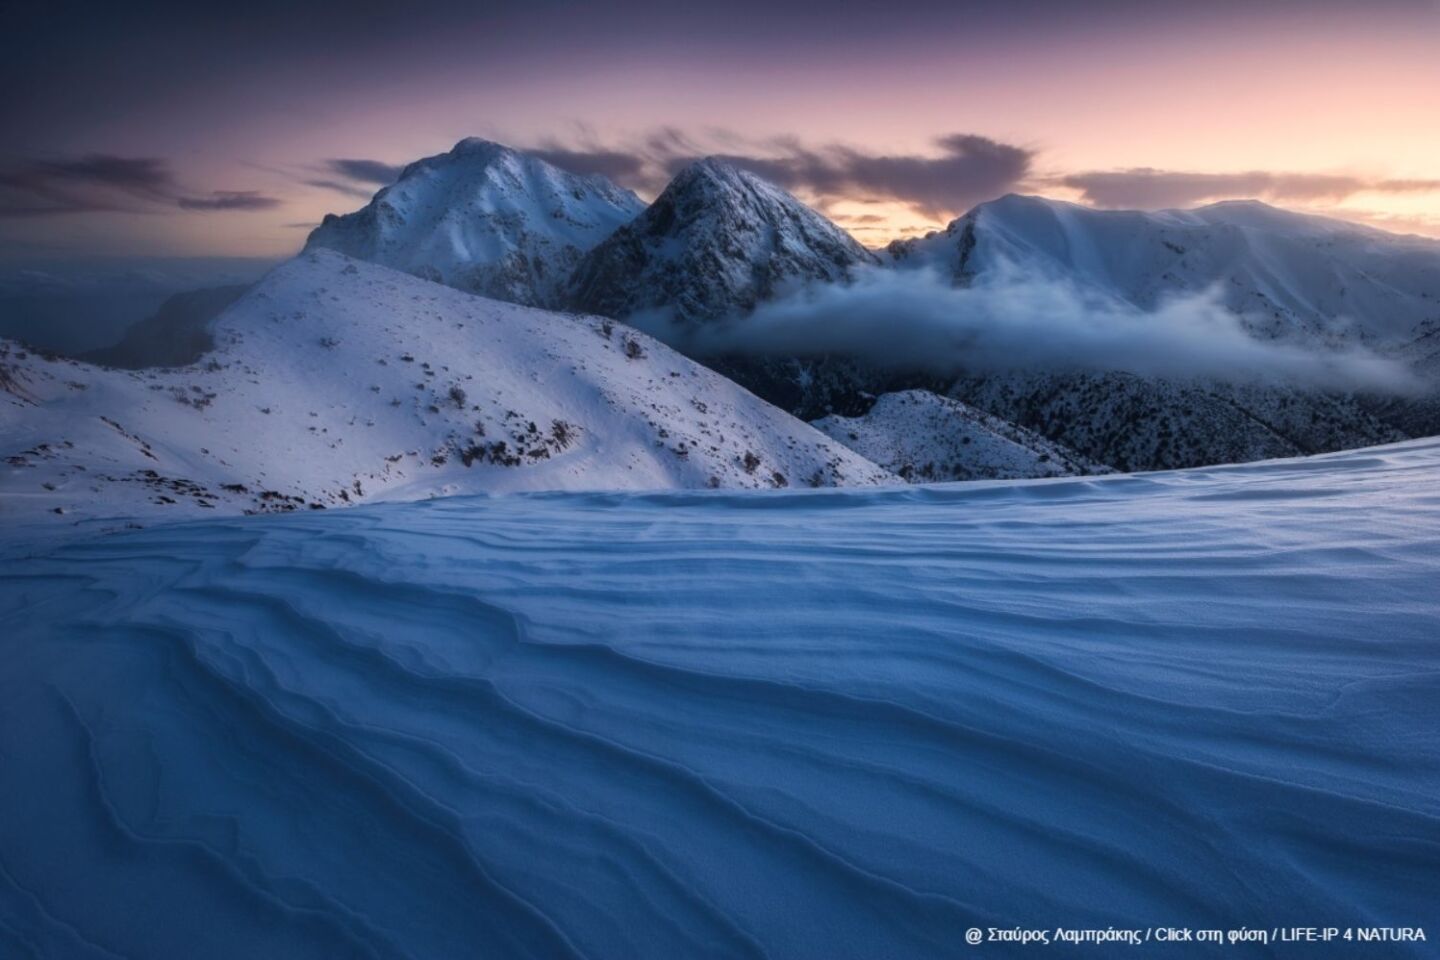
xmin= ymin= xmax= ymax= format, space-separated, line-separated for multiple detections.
xmin=2 ymin=439 xmax=1438 ymax=958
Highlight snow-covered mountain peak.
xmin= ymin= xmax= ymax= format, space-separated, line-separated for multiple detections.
xmin=659 ymin=157 xmax=871 ymax=248
xmin=395 ymin=137 xmax=576 ymax=189
xmin=391 ymin=136 xmax=513 ymax=173
xmin=567 ymin=159 xmax=878 ymax=325
xmin=665 ymin=156 xmax=785 ymax=203
xmin=446 ymin=136 xmax=513 ymax=158
xmin=304 ymin=139 xmax=645 ymax=307
xmin=673 ymin=154 xmax=745 ymax=184
xmin=891 ymin=192 xmax=1440 ymax=345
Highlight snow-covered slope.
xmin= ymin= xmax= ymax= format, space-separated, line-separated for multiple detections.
xmin=3 ymin=438 xmax=1437 ymax=958
xmin=890 ymin=193 xmax=1440 ymax=345
xmin=568 ymin=157 xmax=877 ymax=325
xmin=0 ymin=250 xmax=893 ymax=522
xmin=304 ymin=139 xmax=645 ymax=307
xmin=814 ymin=389 xmax=1108 ymax=480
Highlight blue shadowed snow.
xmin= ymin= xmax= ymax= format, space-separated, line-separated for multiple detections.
xmin=2 ymin=439 xmax=1439 ymax=958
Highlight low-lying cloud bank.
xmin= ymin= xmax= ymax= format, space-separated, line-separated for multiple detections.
xmin=632 ymin=265 xmax=1420 ymax=394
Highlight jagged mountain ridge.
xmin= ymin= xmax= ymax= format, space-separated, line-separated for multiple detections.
xmin=304 ymin=139 xmax=645 ymax=308
xmin=0 ymin=251 xmax=894 ymax=522
xmin=567 ymin=157 xmax=878 ymax=325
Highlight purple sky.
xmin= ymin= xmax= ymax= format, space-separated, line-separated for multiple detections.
xmin=4 ymin=0 xmax=1439 ymax=263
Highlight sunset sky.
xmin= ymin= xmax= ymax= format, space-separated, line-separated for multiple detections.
xmin=4 ymin=0 xmax=1439 ymax=265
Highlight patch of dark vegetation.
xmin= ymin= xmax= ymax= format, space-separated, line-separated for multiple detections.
xmin=550 ymin=420 xmax=574 ymax=448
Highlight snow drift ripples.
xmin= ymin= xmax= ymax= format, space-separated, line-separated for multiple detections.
xmin=2 ymin=439 xmax=1439 ymax=958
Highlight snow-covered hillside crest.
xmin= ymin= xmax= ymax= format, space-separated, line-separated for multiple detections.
xmin=814 ymin=389 xmax=1110 ymax=481
xmin=304 ymin=139 xmax=645 ymax=308
xmin=568 ymin=157 xmax=878 ymax=326
xmin=0 ymin=251 xmax=895 ymax=522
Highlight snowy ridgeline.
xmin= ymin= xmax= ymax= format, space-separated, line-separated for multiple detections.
xmin=0 ymin=250 xmax=890 ymax=521
xmin=3 ymin=438 xmax=1437 ymax=958
xmin=889 ymin=193 xmax=1440 ymax=345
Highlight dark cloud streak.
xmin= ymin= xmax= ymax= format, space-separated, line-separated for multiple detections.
xmin=1060 ymin=168 xmax=1440 ymax=209
xmin=824 ymin=135 xmax=1033 ymax=218
xmin=295 ymin=158 xmax=400 ymax=201
xmin=305 ymin=178 xmax=375 ymax=199
xmin=528 ymin=148 xmax=647 ymax=185
xmin=0 ymin=154 xmax=176 ymax=216
xmin=31 ymin=155 xmax=174 ymax=198
xmin=177 ymin=191 xmax=282 ymax=211
xmin=326 ymin=158 xmax=402 ymax=185
xmin=531 ymin=129 xmax=1440 ymax=228
xmin=532 ymin=130 xmax=1035 ymax=221
xmin=0 ymin=153 xmax=281 ymax=217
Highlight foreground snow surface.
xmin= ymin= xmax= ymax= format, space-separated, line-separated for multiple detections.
xmin=3 ymin=439 xmax=1439 ymax=958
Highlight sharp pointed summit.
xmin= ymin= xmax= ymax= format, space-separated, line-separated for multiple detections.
xmin=567 ymin=157 xmax=877 ymax=325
